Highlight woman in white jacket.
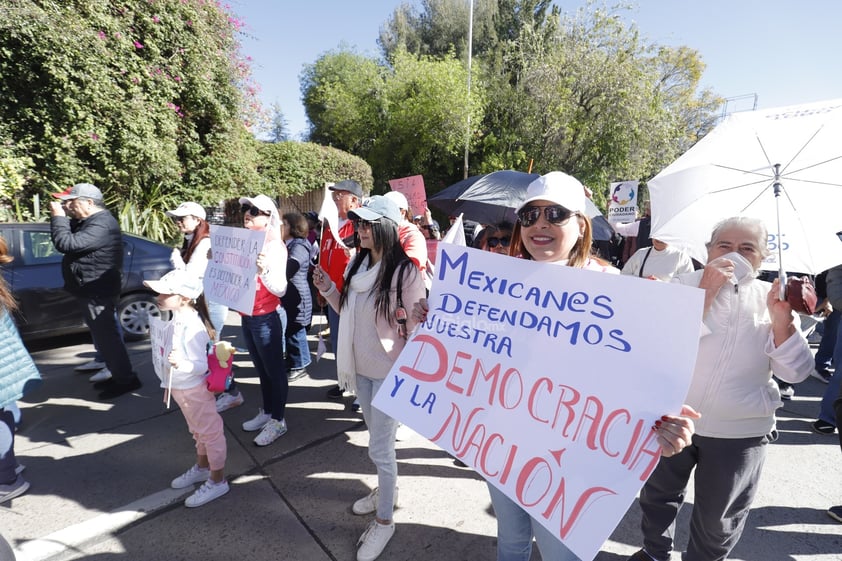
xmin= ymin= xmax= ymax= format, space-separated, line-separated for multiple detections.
xmin=629 ymin=216 xmax=813 ymax=561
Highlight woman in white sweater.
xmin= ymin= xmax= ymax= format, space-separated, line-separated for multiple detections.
xmin=629 ymin=216 xmax=813 ymax=561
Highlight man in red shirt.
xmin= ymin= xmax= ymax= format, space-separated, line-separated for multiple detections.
xmin=319 ymin=180 xmax=363 ymax=399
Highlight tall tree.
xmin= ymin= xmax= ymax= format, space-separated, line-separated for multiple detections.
xmin=268 ymin=102 xmax=291 ymax=143
xmin=302 ymin=47 xmax=483 ymax=189
xmin=0 ymin=0 xmax=261 ymax=206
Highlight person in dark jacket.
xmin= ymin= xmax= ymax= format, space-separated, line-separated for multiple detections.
xmin=50 ymin=183 xmax=142 ymax=400
xmin=282 ymin=212 xmax=313 ymax=381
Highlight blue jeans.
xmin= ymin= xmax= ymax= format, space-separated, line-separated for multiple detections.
xmin=241 ymin=312 xmax=288 ymax=420
xmin=815 ymin=309 xmax=839 ymax=370
xmin=286 ymin=323 xmax=311 ymax=370
xmin=487 ymin=483 xmax=580 ymax=561
xmin=328 ymin=306 xmax=340 ymax=382
xmin=0 ymin=409 xmax=16 ymax=485
xmin=355 ymin=375 xmax=399 ymax=521
xmin=208 ymin=301 xmax=228 ymax=343
xmin=819 ymin=314 xmax=842 ymax=425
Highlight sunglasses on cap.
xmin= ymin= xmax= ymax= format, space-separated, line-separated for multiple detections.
xmin=486 ymin=236 xmax=510 ymax=249
xmin=241 ymin=204 xmax=271 ymax=217
xmin=516 ymin=205 xmax=576 ymax=228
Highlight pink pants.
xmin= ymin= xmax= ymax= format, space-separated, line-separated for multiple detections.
xmin=172 ymin=384 xmax=227 ymax=471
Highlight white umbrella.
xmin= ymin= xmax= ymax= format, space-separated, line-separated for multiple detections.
xmin=649 ymin=98 xmax=842 ymax=275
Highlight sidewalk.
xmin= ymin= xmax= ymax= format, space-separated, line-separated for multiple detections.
xmin=3 ymin=316 xmax=842 ymax=561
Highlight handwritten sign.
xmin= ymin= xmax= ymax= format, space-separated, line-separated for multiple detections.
xmin=389 ymin=175 xmax=427 ymax=217
xmin=204 ymin=225 xmax=265 ymax=314
xmin=149 ymin=316 xmax=173 ymax=384
xmin=373 ymin=245 xmax=703 ymax=561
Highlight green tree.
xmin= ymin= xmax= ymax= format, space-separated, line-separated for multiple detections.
xmin=302 ymin=47 xmax=483 ymax=190
xmin=372 ymin=0 xmax=721 ymax=208
xmin=0 ymin=0 xmax=261 ymax=216
xmin=267 ymin=101 xmax=291 ymax=143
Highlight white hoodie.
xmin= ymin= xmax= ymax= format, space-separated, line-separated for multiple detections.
xmin=672 ymin=269 xmax=813 ymax=438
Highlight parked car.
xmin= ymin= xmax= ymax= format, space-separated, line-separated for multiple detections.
xmin=0 ymin=222 xmax=172 ymax=341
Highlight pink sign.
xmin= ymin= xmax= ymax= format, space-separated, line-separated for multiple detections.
xmin=389 ymin=175 xmax=427 ymax=217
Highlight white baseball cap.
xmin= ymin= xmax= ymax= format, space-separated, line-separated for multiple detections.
xmin=143 ymin=269 xmax=203 ymax=299
xmin=166 ymin=201 xmax=206 ymax=221
xmin=516 ymin=171 xmax=586 ymax=214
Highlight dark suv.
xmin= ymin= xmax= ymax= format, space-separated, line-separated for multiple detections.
xmin=0 ymin=222 xmax=172 ymax=341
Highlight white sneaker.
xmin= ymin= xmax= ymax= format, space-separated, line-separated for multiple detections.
xmin=184 ymin=479 xmax=229 ymax=507
xmin=254 ymin=418 xmax=287 ymax=446
xmin=395 ymin=424 xmax=415 ymax=441
xmin=88 ymin=368 xmax=113 ymax=383
xmin=356 ymin=520 xmax=395 ymax=561
xmin=215 ymin=391 xmax=244 ymax=412
xmin=352 ymin=487 xmax=399 ymax=516
xmin=75 ymin=360 xmax=106 ymax=372
xmin=242 ymin=409 xmax=271 ymax=432
xmin=171 ymin=464 xmax=210 ymax=489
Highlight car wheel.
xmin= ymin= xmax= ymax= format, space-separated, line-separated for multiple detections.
xmin=118 ymin=292 xmax=169 ymax=341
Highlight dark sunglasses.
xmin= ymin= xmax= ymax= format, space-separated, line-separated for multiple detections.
xmin=486 ymin=236 xmax=510 ymax=249
xmin=352 ymin=218 xmax=379 ymax=230
xmin=517 ymin=205 xmax=575 ymax=228
xmin=241 ymin=204 xmax=271 ymax=217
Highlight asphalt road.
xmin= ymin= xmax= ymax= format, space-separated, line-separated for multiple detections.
xmin=3 ymin=315 xmax=841 ymax=561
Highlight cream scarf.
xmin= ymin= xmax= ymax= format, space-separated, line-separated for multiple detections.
xmin=337 ymin=257 xmax=381 ymax=395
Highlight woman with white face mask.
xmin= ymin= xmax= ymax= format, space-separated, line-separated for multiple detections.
xmin=629 ymin=216 xmax=814 ymax=561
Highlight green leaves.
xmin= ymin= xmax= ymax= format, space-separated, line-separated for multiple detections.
xmin=0 ymin=0 xmax=261 ymax=234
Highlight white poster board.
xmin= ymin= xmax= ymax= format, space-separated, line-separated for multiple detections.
xmin=148 ymin=315 xmax=173 ymax=385
xmin=204 ymin=225 xmax=265 ymax=314
xmin=607 ymin=181 xmax=639 ymax=224
xmin=373 ymin=245 xmax=703 ymax=561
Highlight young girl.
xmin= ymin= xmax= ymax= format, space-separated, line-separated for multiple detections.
xmin=144 ymin=269 xmax=229 ymax=508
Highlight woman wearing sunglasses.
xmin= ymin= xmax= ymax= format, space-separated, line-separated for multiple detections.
xmin=312 ymin=196 xmax=426 ymax=561
xmin=482 ymin=221 xmax=513 ymax=256
xmin=414 ymin=172 xmax=699 ymax=561
xmin=235 ymin=195 xmax=291 ymax=447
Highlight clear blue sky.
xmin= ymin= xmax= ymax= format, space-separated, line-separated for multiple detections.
xmin=230 ymin=0 xmax=842 ymax=139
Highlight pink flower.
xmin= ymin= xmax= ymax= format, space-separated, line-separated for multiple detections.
xmin=152 ymin=15 xmax=160 ymax=23
xmin=97 ymin=30 xmax=107 ymax=40
xmin=90 ymin=133 xmax=100 ymax=141
xmin=133 ymin=41 xmax=144 ymax=49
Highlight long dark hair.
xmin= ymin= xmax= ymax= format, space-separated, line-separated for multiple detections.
xmin=180 ymin=218 xmax=211 ymax=263
xmin=339 ymin=218 xmax=414 ymax=321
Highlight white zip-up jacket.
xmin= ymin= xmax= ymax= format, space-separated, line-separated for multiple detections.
xmin=673 ymin=270 xmax=813 ymax=438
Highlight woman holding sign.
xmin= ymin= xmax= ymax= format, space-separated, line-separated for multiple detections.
xmin=313 ymin=195 xmax=426 ymax=561
xmin=415 ymin=172 xmax=700 ymax=561
xmin=237 ymin=195 xmax=290 ymax=447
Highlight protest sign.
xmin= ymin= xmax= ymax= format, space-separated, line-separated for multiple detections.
xmin=372 ymin=245 xmax=703 ymax=561
xmin=389 ymin=175 xmax=427 ymax=217
xmin=607 ymin=181 xmax=639 ymax=224
xmin=148 ymin=316 xmax=173 ymax=406
xmin=204 ymin=225 xmax=265 ymax=314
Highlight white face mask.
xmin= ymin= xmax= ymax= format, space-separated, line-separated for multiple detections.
xmin=720 ymin=251 xmax=755 ymax=284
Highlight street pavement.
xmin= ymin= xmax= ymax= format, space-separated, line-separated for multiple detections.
xmin=2 ymin=313 xmax=842 ymax=561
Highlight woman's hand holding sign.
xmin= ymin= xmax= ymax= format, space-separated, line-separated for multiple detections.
xmin=653 ymin=404 xmax=701 ymax=457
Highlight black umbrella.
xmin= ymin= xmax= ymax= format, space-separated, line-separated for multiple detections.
xmin=428 ymin=170 xmax=539 ymax=225
xmin=429 ymin=170 xmax=614 ymax=242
